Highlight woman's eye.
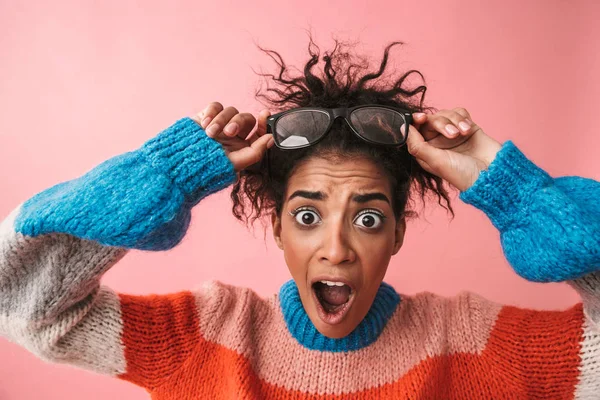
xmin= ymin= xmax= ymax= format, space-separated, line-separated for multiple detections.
xmin=354 ymin=212 xmax=384 ymax=229
xmin=294 ymin=210 xmax=321 ymax=226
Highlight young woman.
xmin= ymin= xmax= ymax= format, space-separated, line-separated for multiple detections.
xmin=1 ymin=41 xmax=598 ymax=399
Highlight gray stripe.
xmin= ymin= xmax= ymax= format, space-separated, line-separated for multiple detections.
xmin=0 ymin=205 xmax=128 ymax=376
xmin=570 ymin=271 xmax=600 ymax=326
xmin=570 ymin=271 xmax=600 ymax=399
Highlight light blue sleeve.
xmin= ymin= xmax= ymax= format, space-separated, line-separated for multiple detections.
xmin=460 ymin=141 xmax=600 ymax=283
xmin=0 ymin=117 xmax=237 ymax=378
xmin=14 ymin=117 xmax=237 ymax=250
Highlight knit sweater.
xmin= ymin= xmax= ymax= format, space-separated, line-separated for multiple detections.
xmin=0 ymin=117 xmax=599 ymax=399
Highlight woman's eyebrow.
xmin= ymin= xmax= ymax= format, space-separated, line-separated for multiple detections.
xmin=288 ymin=190 xmax=326 ymax=201
xmin=353 ymin=192 xmax=390 ymax=204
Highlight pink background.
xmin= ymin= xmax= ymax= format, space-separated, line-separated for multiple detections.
xmin=1 ymin=0 xmax=599 ymax=398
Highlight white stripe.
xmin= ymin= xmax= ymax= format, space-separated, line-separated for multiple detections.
xmin=574 ymin=316 xmax=600 ymax=399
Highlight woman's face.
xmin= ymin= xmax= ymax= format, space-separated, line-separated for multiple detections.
xmin=272 ymin=155 xmax=406 ymax=338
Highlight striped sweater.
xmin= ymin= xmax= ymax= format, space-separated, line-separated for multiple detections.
xmin=1 ymin=117 xmax=599 ymax=399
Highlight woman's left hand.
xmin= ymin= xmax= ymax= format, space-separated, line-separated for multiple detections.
xmin=406 ymin=107 xmax=502 ymax=191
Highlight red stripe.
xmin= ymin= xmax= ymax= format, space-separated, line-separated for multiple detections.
xmin=118 ymin=291 xmax=201 ymax=390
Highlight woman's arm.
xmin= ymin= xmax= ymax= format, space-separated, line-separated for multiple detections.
xmin=547 ymin=176 xmax=600 ymax=327
xmin=460 ymin=141 xmax=600 ymax=314
xmin=409 ymin=109 xmax=599 ymax=395
xmin=0 ymin=111 xmax=270 ymax=390
xmin=457 ymin=141 xmax=600 ymax=395
xmin=408 ymin=108 xmax=600 ymax=322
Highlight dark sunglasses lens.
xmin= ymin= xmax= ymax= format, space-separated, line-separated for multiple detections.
xmin=350 ymin=107 xmax=408 ymax=145
xmin=275 ymin=110 xmax=330 ymax=148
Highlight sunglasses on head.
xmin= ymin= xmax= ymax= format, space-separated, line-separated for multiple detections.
xmin=266 ymin=105 xmax=413 ymax=149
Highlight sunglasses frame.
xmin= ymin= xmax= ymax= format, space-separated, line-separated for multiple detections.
xmin=266 ymin=105 xmax=413 ymax=150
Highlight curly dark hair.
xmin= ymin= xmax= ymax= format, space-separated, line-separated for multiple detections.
xmin=231 ymin=38 xmax=453 ymax=228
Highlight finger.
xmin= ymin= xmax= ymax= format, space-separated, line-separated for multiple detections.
xmin=205 ymin=106 xmax=239 ymax=139
xmin=452 ymin=107 xmax=472 ymax=121
xmin=249 ymin=109 xmax=272 ymax=144
xmin=425 ymin=112 xmax=461 ymax=139
xmin=195 ymin=102 xmax=224 ymax=129
xmin=442 ymin=108 xmax=474 ymax=135
xmin=411 ymin=112 xmax=428 ymax=129
xmin=229 ymin=134 xmax=274 ymax=171
xmin=255 ymin=109 xmax=272 ymax=137
xmin=405 ymin=125 xmax=448 ymax=175
xmin=223 ymin=112 xmax=257 ymax=139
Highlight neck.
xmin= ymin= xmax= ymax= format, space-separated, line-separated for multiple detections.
xmin=278 ymin=280 xmax=400 ymax=352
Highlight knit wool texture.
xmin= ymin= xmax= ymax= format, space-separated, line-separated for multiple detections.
xmin=0 ymin=117 xmax=599 ymax=399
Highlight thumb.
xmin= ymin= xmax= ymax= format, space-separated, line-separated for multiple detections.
xmin=411 ymin=112 xmax=428 ymax=130
xmin=405 ymin=125 xmax=446 ymax=175
xmin=228 ymin=134 xmax=274 ymax=171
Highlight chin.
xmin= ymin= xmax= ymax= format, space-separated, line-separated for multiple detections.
xmin=313 ymin=321 xmax=355 ymax=339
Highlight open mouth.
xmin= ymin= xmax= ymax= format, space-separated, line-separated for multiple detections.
xmin=311 ymin=280 xmax=356 ymax=325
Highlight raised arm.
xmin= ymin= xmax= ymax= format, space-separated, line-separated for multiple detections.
xmin=460 ymin=141 xmax=600 ymax=323
xmin=407 ymin=108 xmax=599 ymax=396
xmin=457 ymin=140 xmax=600 ymax=396
xmin=0 ymin=106 xmax=274 ymax=391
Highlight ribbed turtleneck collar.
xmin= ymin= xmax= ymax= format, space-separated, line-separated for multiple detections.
xmin=278 ymin=280 xmax=400 ymax=352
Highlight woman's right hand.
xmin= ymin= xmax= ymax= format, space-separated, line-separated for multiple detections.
xmin=191 ymin=102 xmax=275 ymax=172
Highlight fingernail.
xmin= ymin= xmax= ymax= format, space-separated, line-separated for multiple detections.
xmin=459 ymin=121 xmax=471 ymax=131
xmin=206 ymin=124 xmax=220 ymax=137
xmin=223 ymin=122 xmax=238 ymax=136
xmin=201 ymin=117 xmax=212 ymax=127
xmin=413 ymin=112 xmax=426 ymax=118
xmin=445 ymin=124 xmax=459 ymax=136
xmin=267 ymin=137 xmax=275 ymax=148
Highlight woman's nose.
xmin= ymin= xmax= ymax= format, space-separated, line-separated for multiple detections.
xmin=318 ymin=222 xmax=356 ymax=266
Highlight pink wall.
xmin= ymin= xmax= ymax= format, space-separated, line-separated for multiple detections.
xmin=1 ymin=0 xmax=599 ymax=398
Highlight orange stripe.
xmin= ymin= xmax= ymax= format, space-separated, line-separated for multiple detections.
xmin=480 ymin=303 xmax=584 ymax=399
xmin=118 ymin=291 xmax=201 ymax=390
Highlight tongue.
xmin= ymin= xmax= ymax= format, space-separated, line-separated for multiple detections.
xmin=319 ymin=284 xmax=351 ymax=306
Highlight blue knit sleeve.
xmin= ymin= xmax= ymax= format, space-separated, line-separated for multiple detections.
xmin=14 ymin=117 xmax=237 ymax=251
xmin=460 ymin=141 xmax=600 ymax=282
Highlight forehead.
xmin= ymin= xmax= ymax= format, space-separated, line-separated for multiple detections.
xmin=286 ymin=156 xmax=392 ymax=197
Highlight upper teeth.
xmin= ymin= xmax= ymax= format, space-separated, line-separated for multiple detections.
xmin=320 ymin=280 xmax=345 ymax=287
